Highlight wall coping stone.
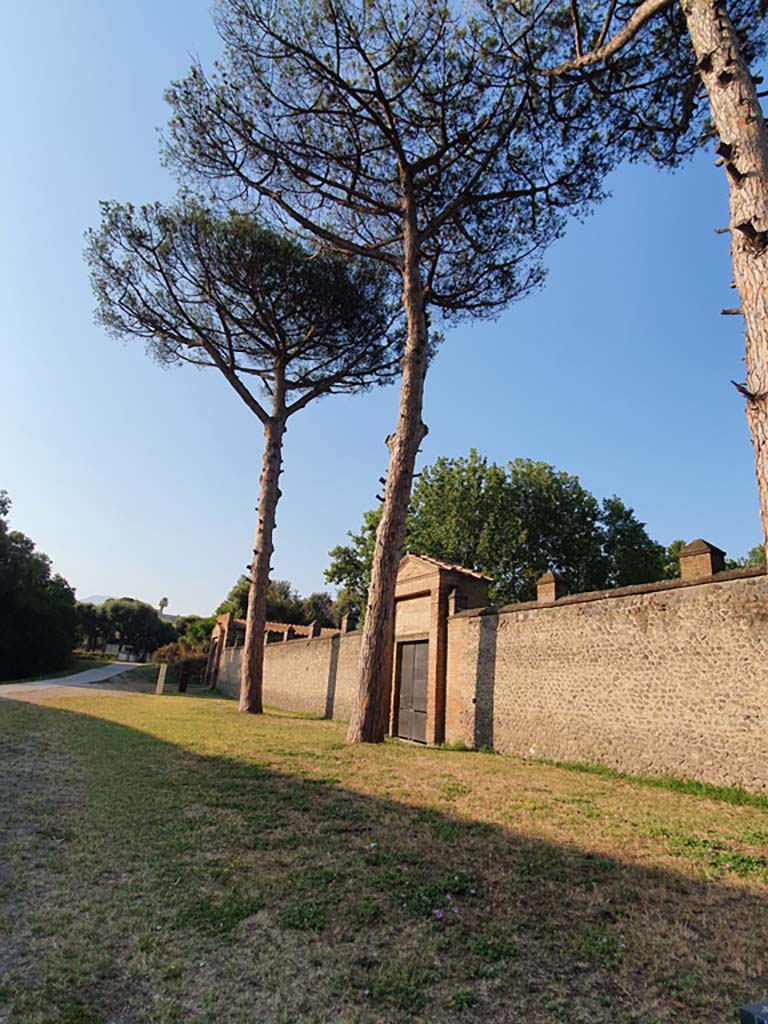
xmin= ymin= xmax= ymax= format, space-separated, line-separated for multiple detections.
xmin=451 ymin=565 xmax=766 ymax=618
xmin=679 ymin=538 xmax=726 ymax=557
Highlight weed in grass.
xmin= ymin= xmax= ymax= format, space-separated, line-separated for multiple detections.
xmin=440 ymin=740 xmax=471 ymax=752
xmin=431 ymin=819 xmax=467 ymax=841
xmin=278 ymin=901 xmax=327 ymax=931
xmin=175 ymin=892 xmax=262 ymax=936
xmin=380 ymin=867 xmax=479 ymax=918
xmin=278 ymin=864 xmax=336 ymax=931
xmin=274 ymin=833 xmax=306 ymax=849
xmin=572 ymin=851 xmax=616 ymax=886
xmin=661 ymin=973 xmax=706 ymax=1008
xmin=575 ymin=926 xmax=623 ymax=967
xmin=58 ymin=1001 xmax=101 ymax=1024
xmin=740 ymin=829 xmax=768 ymax=844
xmin=506 ymin=796 xmax=550 ymax=818
xmin=417 ymin=807 xmax=468 ymax=841
xmin=667 ymin=834 xmax=768 ymax=880
xmin=450 ymin=987 xmax=478 ymax=1010
xmin=544 ymin=996 xmax=571 ymax=1014
xmin=466 ymin=934 xmax=519 ymax=963
xmin=295 ymin=865 xmax=336 ymax=889
xmin=440 ymin=778 xmax=471 ymax=801
xmin=326 ymin=800 xmax=364 ymax=821
xmin=363 ymin=962 xmax=435 ymax=1015
xmin=517 ymin=847 xmax=566 ymax=882
xmin=349 ymin=895 xmax=383 ymax=928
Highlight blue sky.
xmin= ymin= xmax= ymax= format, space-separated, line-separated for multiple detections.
xmin=1 ymin=2 xmax=762 ymax=615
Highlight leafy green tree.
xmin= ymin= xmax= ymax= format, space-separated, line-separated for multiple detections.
xmin=102 ymin=599 xmax=176 ymax=658
xmin=75 ymin=602 xmax=110 ymax=652
xmin=327 ymin=453 xmax=669 ymax=605
xmin=726 ymin=543 xmax=767 ymax=569
xmin=405 ymin=452 xmax=511 ymax=585
xmin=330 ymin=589 xmax=362 ymax=628
xmin=263 ymin=581 xmax=306 ymax=624
xmin=87 ymin=199 xmax=399 ymax=716
xmin=217 ymin=577 xmax=309 ymax=625
xmin=215 ymin=577 xmax=250 ymax=620
xmin=745 ymin=544 xmax=767 ymax=567
xmin=0 ymin=492 xmax=77 ymax=680
xmin=302 ymin=592 xmax=335 ymax=629
xmin=663 ymin=539 xmax=687 ymax=579
xmin=174 ymin=615 xmax=218 ymax=652
xmin=500 ymin=459 xmax=605 ymax=600
xmin=599 ymin=496 xmax=667 ymax=588
xmin=325 ymin=509 xmax=383 ymax=617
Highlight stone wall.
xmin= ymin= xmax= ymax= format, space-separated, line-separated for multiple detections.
xmin=217 ymin=630 xmax=362 ymax=721
xmin=213 ymin=563 xmax=768 ymax=792
xmin=394 ymin=594 xmax=430 ymax=637
xmin=445 ymin=570 xmax=768 ymax=791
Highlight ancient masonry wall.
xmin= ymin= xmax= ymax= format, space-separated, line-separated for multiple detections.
xmin=445 ymin=573 xmax=768 ymax=792
xmin=214 ymin=569 xmax=768 ymax=792
xmin=217 ymin=631 xmax=362 ymax=721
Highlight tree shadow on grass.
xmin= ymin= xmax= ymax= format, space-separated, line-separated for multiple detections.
xmin=0 ymin=696 xmax=766 ymax=1024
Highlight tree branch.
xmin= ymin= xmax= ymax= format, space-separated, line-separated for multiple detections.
xmin=544 ymin=0 xmax=676 ymax=75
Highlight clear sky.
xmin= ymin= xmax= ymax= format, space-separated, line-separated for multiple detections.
xmin=1 ymin=2 xmax=764 ymax=616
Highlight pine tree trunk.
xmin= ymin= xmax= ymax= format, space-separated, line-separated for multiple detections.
xmin=681 ymin=0 xmax=768 ymax=556
xmin=348 ymin=204 xmax=429 ymax=744
xmin=239 ymin=412 xmax=286 ymax=713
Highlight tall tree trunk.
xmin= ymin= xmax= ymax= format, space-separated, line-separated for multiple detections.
xmin=239 ymin=409 xmax=286 ymax=713
xmin=682 ymin=0 xmax=768 ymax=555
xmin=347 ymin=204 xmax=429 ymax=743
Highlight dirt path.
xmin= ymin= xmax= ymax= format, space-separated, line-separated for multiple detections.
xmin=0 ymin=663 xmax=150 ymax=701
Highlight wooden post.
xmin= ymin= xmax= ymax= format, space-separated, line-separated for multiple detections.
xmin=155 ymin=663 xmax=168 ymax=695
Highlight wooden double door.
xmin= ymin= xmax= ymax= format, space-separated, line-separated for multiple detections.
xmin=396 ymin=640 xmax=428 ymax=744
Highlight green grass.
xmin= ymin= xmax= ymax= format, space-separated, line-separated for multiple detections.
xmin=0 ymin=690 xmax=766 ymax=1023
xmin=533 ymin=756 xmax=768 ymax=809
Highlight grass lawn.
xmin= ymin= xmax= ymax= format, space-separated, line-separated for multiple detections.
xmin=0 ymin=689 xmax=766 ymax=1023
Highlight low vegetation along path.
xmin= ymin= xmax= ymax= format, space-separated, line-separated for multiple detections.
xmin=0 ymin=683 xmax=766 ymax=1023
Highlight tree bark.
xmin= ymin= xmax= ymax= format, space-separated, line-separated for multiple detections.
xmin=681 ymin=0 xmax=768 ymax=556
xmin=347 ymin=201 xmax=429 ymax=743
xmin=239 ymin=404 xmax=286 ymax=714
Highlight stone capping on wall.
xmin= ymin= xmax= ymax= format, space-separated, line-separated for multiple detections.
xmin=451 ymin=565 xmax=766 ymax=618
xmin=283 ymin=629 xmax=362 ymax=640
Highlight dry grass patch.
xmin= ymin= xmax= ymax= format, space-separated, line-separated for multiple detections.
xmin=0 ymin=692 xmax=766 ymax=1023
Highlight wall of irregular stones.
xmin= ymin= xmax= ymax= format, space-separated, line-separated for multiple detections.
xmin=216 ymin=630 xmax=362 ymax=721
xmin=215 ymin=568 xmax=768 ymax=792
xmin=445 ymin=572 xmax=768 ymax=791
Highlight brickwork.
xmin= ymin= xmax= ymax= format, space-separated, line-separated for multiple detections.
xmin=445 ymin=571 xmax=768 ymax=791
xmin=392 ymin=556 xmax=491 ymax=743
